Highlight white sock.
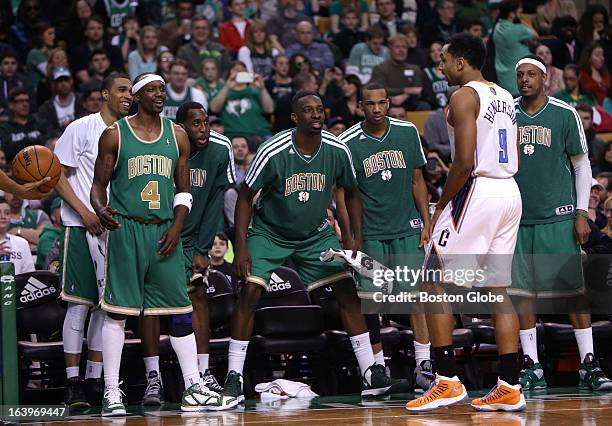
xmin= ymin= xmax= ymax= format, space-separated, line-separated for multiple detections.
xmin=373 ymin=350 xmax=385 ymax=366
xmin=414 ymin=341 xmax=431 ymax=366
xmin=85 ymin=360 xmax=103 ymax=379
xmin=350 ymin=332 xmax=376 ymax=381
xmin=228 ymin=338 xmax=249 ymax=376
xmin=63 ymin=303 xmax=88 ymax=355
xmin=198 ymin=354 xmax=209 ymax=374
xmin=574 ymin=327 xmax=594 ymax=362
xmin=66 ymin=366 xmax=79 ymax=379
xmin=143 ymin=356 xmax=160 ymax=376
xmin=519 ymin=327 xmax=539 ymax=363
xmin=170 ymin=334 xmax=200 ymax=388
xmin=102 ymin=316 xmax=126 ymax=389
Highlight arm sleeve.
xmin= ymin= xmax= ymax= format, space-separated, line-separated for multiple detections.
xmin=410 ymin=126 xmax=427 ymax=168
xmin=195 ymin=188 xmax=225 ymax=256
xmin=335 ymin=144 xmax=358 ymax=188
xmin=565 ymin=107 xmax=589 ymax=156
xmin=244 ymin=145 xmax=274 ymax=191
xmin=571 ymin=153 xmax=591 ymax=212
xmin=54 ymin=121 xmax=80 ymax=167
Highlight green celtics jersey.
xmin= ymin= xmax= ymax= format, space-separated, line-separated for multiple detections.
xmin=110 ymin=117 xmax=179 ymax=221
xmin=182 ymin=130 xmax=236 ymax=255
xmin=514 ymin=96 xmax=588 ymax=224
xmin=162 ymin=87 xmax=194 ymax=121
xmin=245 ymin=129 xmax=357 ymax=240
xmin=340 ymin=117 xmax=426 ymax=240
xmin=424 ymin=68 xmax=449 ymax=107
xmin=104 ymin=0 xmax=136 ymax=30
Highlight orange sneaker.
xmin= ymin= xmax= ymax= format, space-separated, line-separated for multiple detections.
xmin=405 ymin=374 xmax=467 ymax=412
xmin=470 ymin=378 xmax=526 ymax=412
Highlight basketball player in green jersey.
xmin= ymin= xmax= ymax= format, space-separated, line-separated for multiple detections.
xmin=222 ymin=90 xmax=396 ymax=403
xmin=138 ymin=101 xmax=235 ymax=405
xmin=337 ymin=82 xmax=433 ymax=393
xmin=91 ymin=73 xmax=234 ymax=415
xmin=511 ymin=55 xmax=612 ymax=391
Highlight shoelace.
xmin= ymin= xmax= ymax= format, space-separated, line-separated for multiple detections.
xmin=417 ymin=380 xmax=447 ymax=403
xmin=145 ymin=376 xmax=162 ymax=394
xmin=203 ymin=374 xmax=224 ymax=392
xmin=104 ymin=382 xmax=126 ymax=404
xmin=481 ymin=386 xmax=511 ymax=403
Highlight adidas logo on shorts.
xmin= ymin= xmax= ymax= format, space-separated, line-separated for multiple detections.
xmin=20 ymin=277 xmax=56 ymax=303
xmin=268 ymin=272 xmax=292 ymax=292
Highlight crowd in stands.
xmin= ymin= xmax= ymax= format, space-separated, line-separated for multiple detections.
xmin=0 ymin=0 xmax=611 ymax=269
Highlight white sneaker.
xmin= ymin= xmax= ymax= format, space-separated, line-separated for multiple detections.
xmin=181 ymin=381 xmax=239 ymax=412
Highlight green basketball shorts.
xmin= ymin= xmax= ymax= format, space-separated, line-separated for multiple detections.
xmin=102 ymin=216 xmax=192 ymax=315
xmin=357 ymin=234 xmax=424 ymax=299
xmin=510 ymin=219 xmax=584 ymax=298
xmin=246 ymin=225 xmax=352 ymax=292
xmin=60 ymin=226 xmax=105 ymax=306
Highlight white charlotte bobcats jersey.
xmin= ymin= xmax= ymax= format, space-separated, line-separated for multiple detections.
xmin=448 ymin=81 xmax=518 ymax=179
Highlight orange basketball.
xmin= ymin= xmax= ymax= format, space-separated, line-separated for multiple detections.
xmin=11 ymin=146 xmax=61 ymax=193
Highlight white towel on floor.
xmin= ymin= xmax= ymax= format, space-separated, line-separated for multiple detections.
xmin=255 ymin=379 xmax=319 ymax=400
xmin=319 ymin=248 xmax=394 ymax=294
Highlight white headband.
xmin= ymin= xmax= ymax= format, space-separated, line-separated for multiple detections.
xmin=131 ymin=74 xmax=165 ymax=94
xmin=515 ymin=58 xmax=547 ymax=74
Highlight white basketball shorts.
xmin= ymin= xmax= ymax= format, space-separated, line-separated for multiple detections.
xmin=424 ymin=176 xmax=522 ymax=288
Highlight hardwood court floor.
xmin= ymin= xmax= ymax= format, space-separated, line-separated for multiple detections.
xmin=22 ymin=387 xmax=612 ymax=425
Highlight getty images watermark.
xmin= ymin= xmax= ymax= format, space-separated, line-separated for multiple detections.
xmin=370 ymin=266 xmax=506 ymax=304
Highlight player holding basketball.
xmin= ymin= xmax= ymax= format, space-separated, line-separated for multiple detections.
xmin=138 ymin=102 xmax=235 ymax=405
xmin=223 ymin=90 xmax=396 ymax=403
xmin=406 ymin=33 xmax=526 ymax=412
xmin=91 ymin=73 xmax=234 ymax=415
xmin=337 ymin=82 xmax=433 ymax=393
xmin=511 ymin=55 xmax=612 ymax=391
xmin=55 ymin=72 xmax=132 ymax=408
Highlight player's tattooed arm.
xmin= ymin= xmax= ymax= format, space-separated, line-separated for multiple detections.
xmin=431 ymin=87 xmax=478 ymax=232
xmin=158 ymin=124 xmax=191 ymax=256
xmin=91 ymin=125 xmax=121 ymax=230
xmin=340 ymin=185 xmax=363 ymax=257
xmin=233 ymin=184 xmax=258 ymax=280
xmin=412 ymin=169 xmax=431 ymax=247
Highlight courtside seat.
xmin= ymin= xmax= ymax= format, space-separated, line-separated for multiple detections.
xmin=247 ymin=267 xmax=329 ymax=396
xmin=15 ymin=271 xmax=66 ymax=400
xmin=543 ymin=320 xmax=612 ymax=343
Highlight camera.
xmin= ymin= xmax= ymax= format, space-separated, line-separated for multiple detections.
xmin=236 ymin=72 xmax=254 ymax=84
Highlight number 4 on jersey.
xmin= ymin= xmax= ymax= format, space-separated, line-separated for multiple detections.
xmin=141 ymin=181 xmax=161 ymax=209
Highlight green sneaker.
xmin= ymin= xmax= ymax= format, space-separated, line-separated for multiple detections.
xmin=223 ymin=371 xmax=245 ymax=404
xmin=579 ymin=353 xmax=612 ymax=391
xmin=101 ymin=384 xmax=127 ymax=417
xmin=519 ymin=355 xmax=547 ymax=390
xmin=181 ymin=381 xmax=239 ymax=412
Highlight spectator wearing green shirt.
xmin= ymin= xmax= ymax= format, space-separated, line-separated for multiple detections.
xmin=492 ymin=0 xmax=537 ymax=95
xmin=209 ymin=61 xmax=274 ymax=139
xmin=4 ymin=191 xmax=51 ymax=253
xmin=554 ymin=64 xmax=598 ymax=108
xmin=26 ymin=23 xmax=56 ymax=89
xmin=346 ymin=27 xmax=389 ymax=84
xmin=36 ymin=197 xmax=63 ymax=270
xmin=195 ymin=59 xmax=225 ymax=104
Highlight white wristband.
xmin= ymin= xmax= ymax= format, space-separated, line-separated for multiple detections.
xmin=173 ymin=192 xmax=193 ymax=212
